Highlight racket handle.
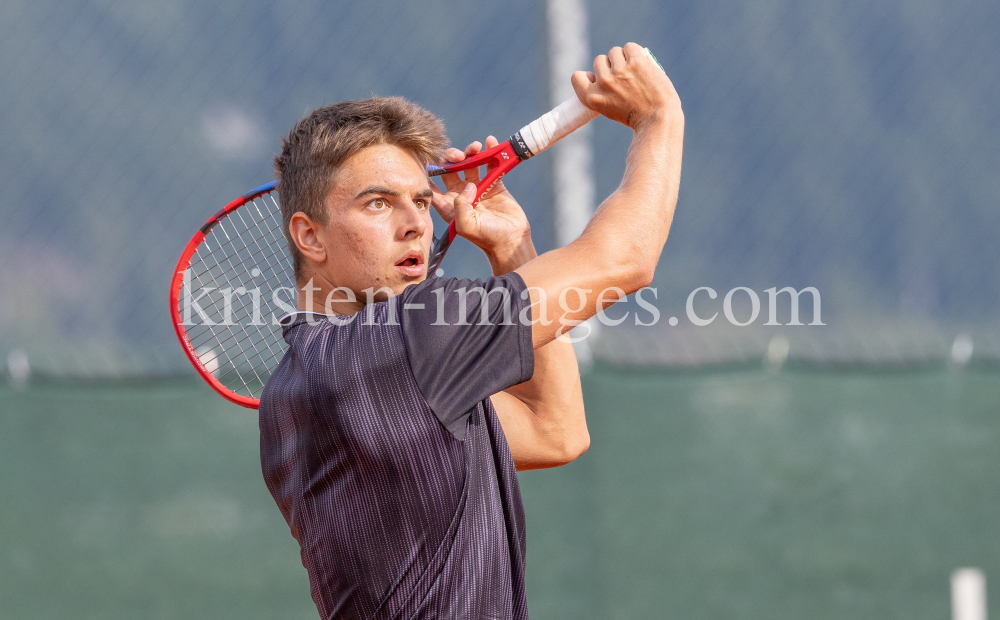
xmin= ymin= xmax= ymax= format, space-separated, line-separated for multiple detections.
xmin=514 ymin=97 xmax=598 ymax=158
xmin=513 ymin=47 xmax=664 ymax=158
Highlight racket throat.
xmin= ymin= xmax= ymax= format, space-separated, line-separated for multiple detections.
xmin=509 ymin=131 xmax=535 ymax=161
xmin=424 ymin=139 xmax=528 ymax=277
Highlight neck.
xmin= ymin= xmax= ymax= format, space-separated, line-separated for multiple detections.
xmin=295 ymin=273 xmax=366 ymax=316
xmin=295 ymin=272 xmax=415 ymax=315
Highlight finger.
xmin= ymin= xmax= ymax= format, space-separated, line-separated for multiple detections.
xmin=608 ymin=46 xmax=626 ymax=71
xmin=440 ymin=147 xmax=467 ymax=188
xmin=439 ymin=147 xmax=466 ymax=188
xmin=443 ymin=147 xmax=466 ymax=163
xmin=623 ymin=41 xmax=643 ymax=61
xmin=572 ymin=71 xmax=596 ymax=107
xmin=484 ymin=135 xmax=499 ymax=149
xmin=430 ymin=186 xmax=455 ymax=222
xmin=452 ymin=182 xmax=477 ymax=235
xmin=440 ymin=169 xmax=463 ymax=190
xmin=461 ymin=181 xmax=476 ymax=202
xmin=571 ymin=71 xmax=593 ymax=101
xmin=593 ymin=54 xmax=612 ymax=82
xmin=461 ymin=164 xmax=483 ymax=186
xmin=481 ymin=178 xmax=508 ymax=200
xmin=455 ymin=141 xmax=483 ymax=185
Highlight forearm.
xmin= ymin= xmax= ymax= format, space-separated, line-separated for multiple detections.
xmin=514 ymin=107 xmax=683 ymax=348
xmin=576 ymin=108 xmax=684 ymax=291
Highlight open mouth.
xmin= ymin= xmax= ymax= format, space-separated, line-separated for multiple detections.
xmin=395 ymin=251 xmax=425 ymax=276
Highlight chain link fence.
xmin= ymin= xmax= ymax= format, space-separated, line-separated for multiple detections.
xmin=1 ymin=0 xmax=998 ymax=377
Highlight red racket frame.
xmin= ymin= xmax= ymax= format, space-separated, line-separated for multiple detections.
xmin=170 ymin=182 xmax=278 ymax=408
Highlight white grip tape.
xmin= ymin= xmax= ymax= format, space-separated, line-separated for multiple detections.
xmin=518 ymin=47 xmax=661 ymax=155
xmin=518 ymin=97 xmax=598 ymax=156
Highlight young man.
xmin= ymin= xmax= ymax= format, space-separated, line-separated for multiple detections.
xmin=259 ymin=42 xmax=683 ymax=619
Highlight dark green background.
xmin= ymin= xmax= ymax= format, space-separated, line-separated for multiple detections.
xmin=2 ymin=366 xmax=997 ymax=619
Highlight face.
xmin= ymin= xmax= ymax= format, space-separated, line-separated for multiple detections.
xmin=299 ymin=143 xmax=435 ymax=306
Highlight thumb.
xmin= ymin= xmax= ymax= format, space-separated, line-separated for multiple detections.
xmin=453 ymin=182 xmax=477 ymax=235
xmin=571 ymin=70 xmax=595 ymax=106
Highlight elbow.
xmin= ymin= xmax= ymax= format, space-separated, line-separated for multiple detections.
xmin=569 ymin=430 xmax=591 ymax=461
xmin=517 ymin=426 xmax=590 ymax=471
xmin=630 ymin=263 xmax=656 ymax=291
xmin=625 ymin=240 xmax=658 ymax=290
xmin=607 ymin=253 xmax=656 ymax=294
xmin=550 ymin=427 xmax=591 ymax=467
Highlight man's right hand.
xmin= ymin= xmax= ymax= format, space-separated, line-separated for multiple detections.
xmin=571 ymin=42 xmax=681 ymax=130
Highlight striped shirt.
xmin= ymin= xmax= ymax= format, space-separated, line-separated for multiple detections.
xmin=259 ymin=274 xmax=534 ymax=619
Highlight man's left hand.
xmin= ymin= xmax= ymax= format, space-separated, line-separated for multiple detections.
xmin=430 ymin=137 xmax=536 ymax=275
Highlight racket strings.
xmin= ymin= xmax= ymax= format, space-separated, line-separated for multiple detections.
xmin=179 ymin=191 xmax=294 ymax=400
xmin=213 ymin=198 xmax=292 ymax=381
xmin=188 ymin=252 xmax=270 ymax=389
xmin=189 ymin=243 xmax=283 ymax=390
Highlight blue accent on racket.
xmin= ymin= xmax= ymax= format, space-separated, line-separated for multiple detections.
xmin=243 ymin=181 xmax=277 ymax=199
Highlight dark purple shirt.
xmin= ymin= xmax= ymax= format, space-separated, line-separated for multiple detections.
xmin=259 ymin=274 xmax=534 ymax=619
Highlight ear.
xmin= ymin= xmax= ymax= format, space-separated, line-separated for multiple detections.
xmin=289 ymin=211 xmax=327 ymax=266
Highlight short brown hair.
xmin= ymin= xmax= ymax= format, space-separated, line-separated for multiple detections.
xmin=274 ymin=97 xmax=448 ymax=278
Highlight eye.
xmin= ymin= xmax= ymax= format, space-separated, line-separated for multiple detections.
xmin=367 ymin=197 xmax=388 ymax=211
xmin=415 ymin=199 xmax=428 ymax=210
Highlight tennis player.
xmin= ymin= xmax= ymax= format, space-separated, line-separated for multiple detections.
xmin=259 ymin=42 xmax=683 ymax=619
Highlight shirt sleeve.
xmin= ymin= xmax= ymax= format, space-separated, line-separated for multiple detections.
xmin=398 ymin=273 xmax=535 ymax=440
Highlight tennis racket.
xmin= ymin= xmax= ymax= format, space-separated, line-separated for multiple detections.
xmin=170 ymin=48 xmax=662 ymax=408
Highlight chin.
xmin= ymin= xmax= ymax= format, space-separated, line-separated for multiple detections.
xmin=391 ymin=266 xmax=428 ymax=285
xmin=395 ymin=273 xmax=427 ymax=289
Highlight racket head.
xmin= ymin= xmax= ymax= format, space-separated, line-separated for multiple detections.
xmin=170 ymin=182 xmax=292 ymax=409
xmin=171 ymin=181 xmax=456 ymax=408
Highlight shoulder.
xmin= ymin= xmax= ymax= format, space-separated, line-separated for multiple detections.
xmin=399 ymin=274 xmax=530 ymax=320
xmin=401 ymin=273 xmax=528 ymax=299
xmin=278 ymin=306 xmax=406 ymax=365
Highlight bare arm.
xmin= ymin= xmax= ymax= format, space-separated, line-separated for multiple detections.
xmin=506 ymin=42 xmax=685 ymax=347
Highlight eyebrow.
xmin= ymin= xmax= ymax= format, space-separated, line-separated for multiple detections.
xmin=354 ymin=185 xmax=434 ymax=200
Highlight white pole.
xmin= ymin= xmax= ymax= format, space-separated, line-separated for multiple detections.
xmin=546 ymin=0 xmax=594 ymax=248
xmin=546 ymin=0 xmax=600 ymax=362
xmin=952 ymin=568 xmax=987 ymax=620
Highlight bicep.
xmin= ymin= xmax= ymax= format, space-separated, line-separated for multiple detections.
xmin=515 ymin=236 xmax=646 ymax=349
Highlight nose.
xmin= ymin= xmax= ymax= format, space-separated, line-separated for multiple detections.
xmin=396 ymin=198 xmax=427 ymax=241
